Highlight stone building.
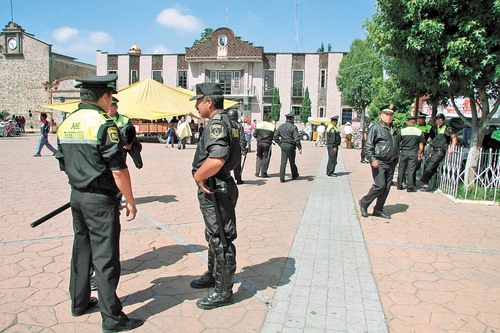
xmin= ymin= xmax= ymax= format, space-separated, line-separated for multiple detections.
xmin=96 ymin=27 xmax=352 ymax=124
xmin=0 ymin=21 xmax=95 ymax=128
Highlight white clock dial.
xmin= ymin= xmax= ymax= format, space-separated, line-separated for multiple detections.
xmin=8 ymin=38 xmax=17 ymax=50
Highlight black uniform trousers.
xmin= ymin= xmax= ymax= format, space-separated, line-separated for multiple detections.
xmin=397 ymin=151 xmax=418 ymax=190
xmin=198 ymin=177 xmax=239 ymax=243
xmin=360 ymin=159 xmax=398 ymax=212
xmin=69 ymin=188 xmax=127 ymax=329
xmin=326 ymin=145 xmax=338 ymax=176
xmin=233 ymin=161 xmax=243 ymax=182
xmin=256 ymin=141 xmax=272 ymax=176
xmin=279 ymin=143 xmax=299 ymax=181
xmin=420 ymin=148 xmax=446 ymax=190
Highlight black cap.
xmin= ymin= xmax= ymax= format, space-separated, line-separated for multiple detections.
xmin=75 ymin=74 xmax=118 ymax=93
xmin=406 ymin=115 xmax=417 ymax=120
xmin=417 ymin=113 xmax=427 ymax=118
xmin=284 ymin=111 xmax=295 ymax=117
xmin=330 ymin=115 xmax=339 ymax=121
xmin=189 ymin=82 xmax=223 ymax=101
xmin=111 ymin=97 xmax=119 ymax=105
xmin=380 ymin=104 xmax=395 ymax=114
xmin=435 ymin=113 xmax=445 ymax=120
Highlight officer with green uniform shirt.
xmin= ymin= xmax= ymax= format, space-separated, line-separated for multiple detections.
xmin=326 ymin=115 xmax=342 ymax=177
xmin=189 ymin=83 xmax=241 ymax=310
xmin=55 ymin=74 xmax=143 ymax=332
xmin=108 ymin=97 xmax=143 ymax=169
xmin=397 ymin=115 xmax=425 ymax=192
xmin=415 ymin=112 xmax=434 ymax=142
xmin=420 ymin=113 xmax=457 ymax=192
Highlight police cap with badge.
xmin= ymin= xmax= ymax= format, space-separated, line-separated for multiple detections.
xmin=75 ymin=74 xmax=118 ymax=93
xmin=111 ymin=97 xmax=119 ymax=105
xmin=190 ymin=82 xmax=223 ymax=101
xmin=380 ymin=104 xmax=395 ymax=114
xmin=330 ymin=115 xmax=339 ymax=122
xmin=406 ymin=115 xmax=417 ymax=121
xmin=284 ymin=111 xmax=295 ymax=117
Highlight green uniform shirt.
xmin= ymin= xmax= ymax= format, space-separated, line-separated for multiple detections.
xmin=56 ymin=103 xmax=126 ymax=191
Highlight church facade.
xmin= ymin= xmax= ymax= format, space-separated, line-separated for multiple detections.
xmin=97 ymin=27 xmax=351 ymax=123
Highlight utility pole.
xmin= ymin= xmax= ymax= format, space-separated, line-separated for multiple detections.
xmin=226 ymin=0 xmax=229 ymax=27
xmin=295 ymin=0 xmax=299 ymax=52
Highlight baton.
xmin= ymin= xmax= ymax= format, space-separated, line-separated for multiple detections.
xmin=207 ymin=177 xmax=228 ymax=247
xmin=30 ymin=202 xmax=71 ymax=228
xmin=240 ymin=154 xmax=247 ymax=173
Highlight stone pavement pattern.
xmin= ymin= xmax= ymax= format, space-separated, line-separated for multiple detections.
xmin=0 ymin=133 xmax=499 ymax=333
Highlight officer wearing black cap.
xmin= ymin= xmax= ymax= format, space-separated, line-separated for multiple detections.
xmin=107 ymin=97 xmax=143 ymax=169
xmin=56 ymin=74 xmax=143 ymax=332
xmin=415 ymin=112 xmax=433 ymax=142
xmin=420 ymin=113 xmax=457 ymax=192
xmin=253 ymin=115 xmax=276 ymax=177
xmin=189 ymin=83 xmax=241 ymax=309
xmin=227 ymin=109 xmax=247 ymax=184
xmin=397 ymin=115 xmax=425 ymax=192
xmin=359 ymin=104 xmax=400 ymax=219
xmin=273 ymin=111 xmax=303 ymax=182
xmin=326 ymin=115 xmax=342 ymax=177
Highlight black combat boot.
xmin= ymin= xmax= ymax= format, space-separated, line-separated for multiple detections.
xmin=190 ymin=248 xmax=216 ymax=289
xmin=196 ymin=243 xmax=236 ymax=310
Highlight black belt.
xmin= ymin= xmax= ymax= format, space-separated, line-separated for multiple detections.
xmin=73 ymin=186 xmax=117 ymax=197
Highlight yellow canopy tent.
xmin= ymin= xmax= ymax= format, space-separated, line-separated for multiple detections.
xmin=307 ymin=117 xmax=329 ymax=125
xmin=41 ymin=78 xmax=239 ymax=120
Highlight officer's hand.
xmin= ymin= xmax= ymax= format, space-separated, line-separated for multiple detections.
xmin=196 ymin=178 xmax=211 ymax=195
xmin=242 ymin=153 xmax=247 ymax=157
xmin=371 ymin=160 xmax=379 ymax=168
xmin=298 ymin=148 xmax=303 ymax=155
xmin=123 ymin=143 xmax=132 ymax=150
xmin=333 ymin=147 xmax=338 ymax=153
xmin=125 ymin=202 xmax=137 ymax=221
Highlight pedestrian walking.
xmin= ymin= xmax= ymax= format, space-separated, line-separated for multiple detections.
xmin=274 ymin=112 xmax=303 ymax=182
xmin=359 ymin=105 xmax=400 ymax=219
xmin=33 ymin=113 xmax=58 ymax=157
xmin=254 ymin=116 xmax=276 ymax=178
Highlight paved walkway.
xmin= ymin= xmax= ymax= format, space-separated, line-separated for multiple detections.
xmin=1 ymin=133 xmax=499 ymax=333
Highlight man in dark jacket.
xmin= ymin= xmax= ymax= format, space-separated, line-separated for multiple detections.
xmin=254 ymin=116 xmax=276 ymax=177
xmin=273 ymin=112 xmax=302 ymax=182
xmin=228 ymin=109 xmax=247 ymax=184
xmin=326 ymin=115 xmax=342 ymax=177
xmin=359 ymin=105 xmax=400 ymax=219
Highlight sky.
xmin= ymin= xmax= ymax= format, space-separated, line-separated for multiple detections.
xmin=1 ymin=0 xmax=377 ymax=65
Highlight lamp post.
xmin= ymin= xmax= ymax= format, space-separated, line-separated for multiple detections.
xmin=42 ymin=80 xmax=59 ymax=133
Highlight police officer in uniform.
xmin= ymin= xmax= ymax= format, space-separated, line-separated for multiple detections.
xmin=359 ymin=105 xmax=400 ymax=219
xmin=273 ymin=111 xmax=303 ymax=182
xmin=228 ymin=109 xmax=247 ymax=184
xmin=108 ymin=97 xmax=143 ymax=169
xmin=397 ymin=115 xmax=425 ymax=192
xmin=254 ymin=116 xmax=276 ymax=178
xmin=420 ymin=113 xmax=457 ymax=192
xmin=326 ymin=115 xmax=342 ymax=177
xmin=189 ymin=83 xmax=241 ymax=309
xmin=56 ymin=74 xmax=143 ymax=332
xmin=415 ymin=112 xmax=433 ymax=142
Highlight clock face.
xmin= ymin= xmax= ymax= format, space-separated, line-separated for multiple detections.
xmin=8 ymin=38 xmax=17 ymax=50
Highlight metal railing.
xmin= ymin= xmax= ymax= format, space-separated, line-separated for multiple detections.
xmin=439 ymin=147 xmax=500 ymax=202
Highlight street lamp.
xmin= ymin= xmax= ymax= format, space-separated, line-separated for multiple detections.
xmin=42 ymin=79 xmax=59 ymax=133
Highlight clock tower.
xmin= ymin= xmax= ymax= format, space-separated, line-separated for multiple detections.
xmin=2 ymin=21 xmax=24 ymax=56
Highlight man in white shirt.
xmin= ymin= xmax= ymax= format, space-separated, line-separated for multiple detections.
xmin=315 ymin=123 xmax=326 ymax=147
xmin=344 ymin=122 xmax=353 ymax=149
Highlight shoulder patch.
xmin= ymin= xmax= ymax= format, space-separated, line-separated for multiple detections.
xmin=107 ymin=127 xmax=120 ymax=143
xmin=101 ymin=112 xmax=112 ymax=121
xmin=209 ymin=124 xmax=225 ymax=139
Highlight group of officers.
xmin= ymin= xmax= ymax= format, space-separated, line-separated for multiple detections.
xmin=52 ymin=73 xmax=308 ymax=332
xmin=359 ymin=104 xmax=457 ymax=220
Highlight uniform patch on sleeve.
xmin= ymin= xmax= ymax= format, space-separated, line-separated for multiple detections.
xmin=107 ymin=127 xmax=120 ymax=143
xmin=209 ymin=124 xmax=225 ymax=139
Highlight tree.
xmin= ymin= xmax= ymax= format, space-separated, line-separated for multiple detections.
xmin=367 ymin=0 xmax=500 ymax=186
xmin=131 ymin=71 xmax=138 ymax=84
xmin=327 ymin=43 xmax=332 ymax=52
xmin=271 ymin=88 xmax=281 ymax=124
xmin=299 ymin=87 xmax=312 ymax=124
xmin=194 ymin=28 xmax=213 ymax=44
xmin=336 ymin=38 xmax=383 ymax=125
xmin=317 ymin=42 xmax=325 ymax=53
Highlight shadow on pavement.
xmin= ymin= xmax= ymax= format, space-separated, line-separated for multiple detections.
xmin=384 ymin=203 xmax=410 ymax=215
xmin=135 ymin=195 xmax=178 ymax=205
xmin=121 ymin=245 xmax=199 ymax=276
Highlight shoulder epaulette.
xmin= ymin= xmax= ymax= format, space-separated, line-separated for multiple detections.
xmin=213 ymin=114 xmax=221 ymax=120
xmin=100 ymin=112 xmax=113 ymax=121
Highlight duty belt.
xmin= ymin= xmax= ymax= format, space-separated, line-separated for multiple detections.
xmin=73 ymin=186 xmax=117 ymax=197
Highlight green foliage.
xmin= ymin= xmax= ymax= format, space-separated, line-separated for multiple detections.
xmin=317 ymin=43 xmax=324 ymax=53
xmin=328 ymin=43 xmax=332 ymax=52
xmin=131 ymin=71 xmax=138 ymax=84
xmin=0 ymin=110 xmax=9 ymax=121
xmin=443 ymin=182 xmax=500 ymax=203
xmin=299 ymin=87 xmax=311 ymax=124
xmin=336 ymin=39 xmax=383 ymax=116
xmin=271 ymin=88 xmax=281 ymax=123
xmin=194 ymin=28 xmax=214 ymax=44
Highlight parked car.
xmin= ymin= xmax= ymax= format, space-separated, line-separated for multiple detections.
xmin=298 ymin=129 xmax=310 ymax=141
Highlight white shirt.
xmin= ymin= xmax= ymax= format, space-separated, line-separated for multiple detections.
xmin=344 ymin=125 xmax=352 ymax=135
